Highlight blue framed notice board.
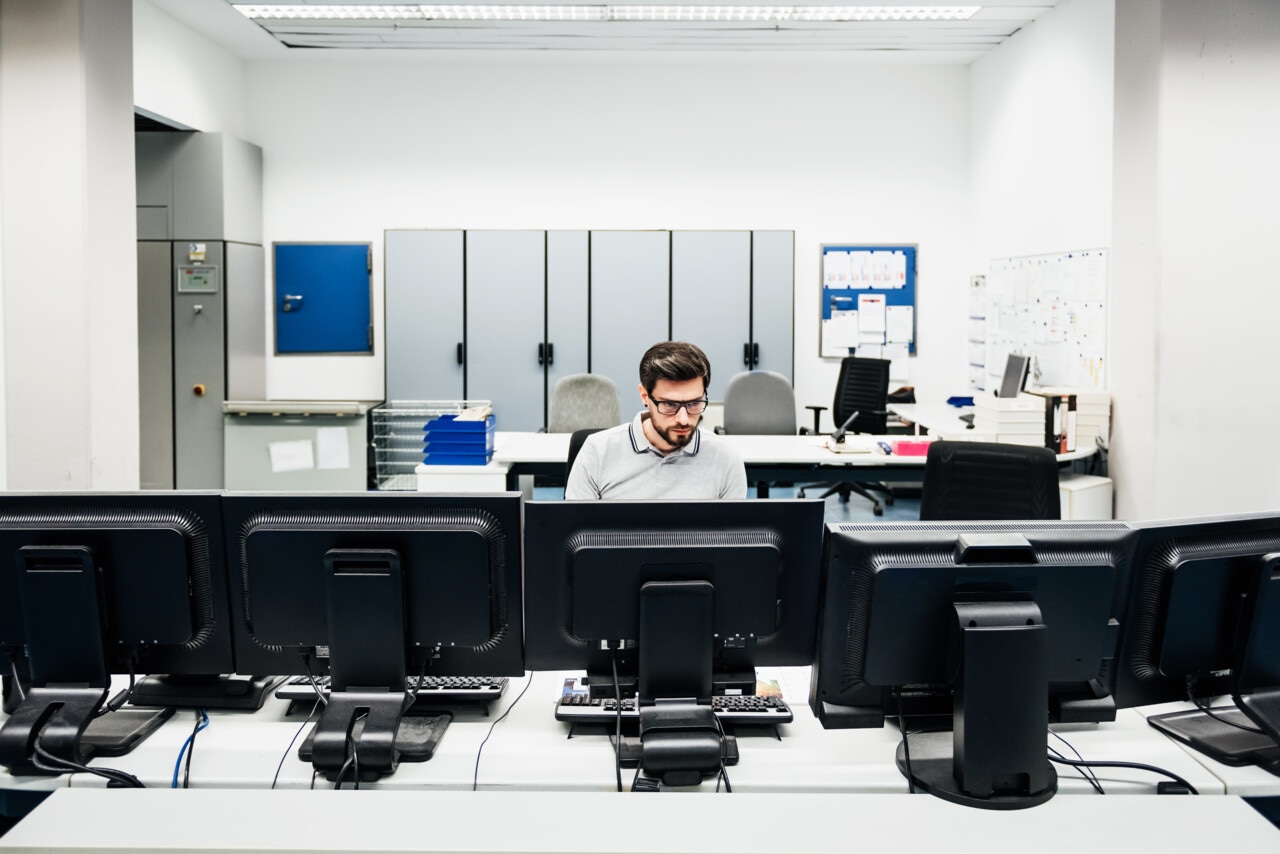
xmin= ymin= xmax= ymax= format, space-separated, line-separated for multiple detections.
xmin=819 ymin=244 xmax=917 ymax=360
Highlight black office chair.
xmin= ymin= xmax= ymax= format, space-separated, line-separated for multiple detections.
xmin=798 ymin=356 xmax=894 ymax=515
xmin=566 ymin=427 xmax=605 ymax=480
xmin=918 ymin=440 xmax=1061 ymax=521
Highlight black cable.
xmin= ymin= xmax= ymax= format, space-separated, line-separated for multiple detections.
xmin=1048 ymin=755 xmax=1199 ymax=795
xmin=611 ymin=652 xmax=624 ymax=793
xmin=95 ymin=656 xmax=138 ymax=718
xmin=1049 ymin=743 xmax=1105 ymax=795
xmin=894 ymin=688 xmax=916 ymax=794
xmin=401 ymin=652 xmax=430 ymax=716
xmin=302 ymin=652 xmax=328 ymax=707
xmin=1050 ymin=731 xmax=1105 ymax=795
xmin=712 ymin=713 xmax=731 ymax=793
xmin=471 ymin=672 xmax=533 ymax=791
xmin=181 ymin=708 xmax=209 ymax=788
xmin=31 ymin=740 xmax=144 ymax=789
xmin=6 ymin=653 xmax=25 ymax=702
xmin=272 ymin=699 xmax=321 ymax=789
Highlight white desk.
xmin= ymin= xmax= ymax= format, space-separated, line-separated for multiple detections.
xmin=5 ymin=788 xmax=1279 ymax=854
xmin=492 ymin=432 xmax=1096 ymax=490
xmin=4 ymin=670 xmax=1222 ymax=797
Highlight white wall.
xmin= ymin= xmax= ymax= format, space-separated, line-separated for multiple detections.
xmin=1137 ymin=0 xmax=1280 ymax=519
xmin=133 ymin=0 xmax=249 ymax=137
xmin=0 ymin=0 xmax=138 ymax=490
xmin=244 ymin=53 xmax=972 ymax=415
xmin=969 ymin=0 xmax=1116 ymax=267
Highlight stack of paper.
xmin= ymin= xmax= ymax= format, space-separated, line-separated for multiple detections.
xmin=972 ymin=393 xmax=1049 ymax=446
xmin=1040 ymin=387 xmax=1111 ymax=447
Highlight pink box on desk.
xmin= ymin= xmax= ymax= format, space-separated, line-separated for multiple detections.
xmin=892 ymin=438 xmax=933 ymax=456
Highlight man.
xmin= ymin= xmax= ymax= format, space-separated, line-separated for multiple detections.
xmin=565 ymin=341 xmax=748 ymax=500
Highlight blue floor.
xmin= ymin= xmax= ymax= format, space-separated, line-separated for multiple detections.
xmin=532 ymin=484 xmax=921 ymax=524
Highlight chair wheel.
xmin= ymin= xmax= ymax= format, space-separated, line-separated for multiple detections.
xmin=873 ymin=504 xmax=884 ymax=516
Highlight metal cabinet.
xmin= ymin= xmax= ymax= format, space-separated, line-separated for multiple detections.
xmin=384 ymin=228 xmax=793 ymax=430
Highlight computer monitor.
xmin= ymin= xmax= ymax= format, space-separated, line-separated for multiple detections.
xmin=997 ymin=352 xmax=1031 ymax=398
xmin=223 ymin=491 xmax=523 ymax=782
xmin=1113 ymin=513 xmax=1280 ymax=772
xmin=523 ymin=499 xmax=824 ymax=783
xmin=810 ymin=521 xmax=1137 ymax=809
xmin=0 ymin=492 xmax=236 ymax=775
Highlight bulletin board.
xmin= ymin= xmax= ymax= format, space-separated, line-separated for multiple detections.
xmin=819 ymin=245 xmax=917 ymax=378
xmin=977 ymin=248 xmax=1108 ymax=392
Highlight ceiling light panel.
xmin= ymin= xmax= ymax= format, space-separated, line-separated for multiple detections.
xmin=233 ymin=4 xmax=982 ymax=23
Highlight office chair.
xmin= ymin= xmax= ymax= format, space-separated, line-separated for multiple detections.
xmin=718 ymin=370 xmax=798 ymax=498
xmin=797 ymin=356 xmax=893 ymax=515
xmin=566 ymin=427 xmax=606 ymax=479
xmin=918 ymin=440 xmax=1061 ymax=521
xmin=547 ymin=373 xmax=621 ymax=434
xmin=719 ymin=370 xmax=797 ymax=435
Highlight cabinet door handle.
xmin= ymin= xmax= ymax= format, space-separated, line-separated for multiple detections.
xmin=538 ymin=343 xmax=545 ymax=366
xmin=546 ymin=342 xmax=554 ymax=366
xmin=743 ymin=343 xmax=751 ymax=366
xmin=456 ymin=343 xmax=465 ymax=365
xmin=752 ymin=342 xmax=760 ymax=367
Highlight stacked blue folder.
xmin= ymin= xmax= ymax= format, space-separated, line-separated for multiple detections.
xmin=422 ymin=413 xmax=496 ymax=465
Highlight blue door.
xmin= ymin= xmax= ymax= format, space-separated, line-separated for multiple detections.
xmin=274 ymin=243 xmax=372 ymax=354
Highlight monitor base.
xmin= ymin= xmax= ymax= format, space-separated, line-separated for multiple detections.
xmin=895 ymin=731 xmax=1056 ymax=810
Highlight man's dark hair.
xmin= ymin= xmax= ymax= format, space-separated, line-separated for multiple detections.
xmin=639 ymin=341 xmax=711 ymax=395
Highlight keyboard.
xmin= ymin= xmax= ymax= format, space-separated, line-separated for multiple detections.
xmin=276 ymin=674 xmax=508 ymax=706
xmin=555 ymin=694 xmax=792 ymax=725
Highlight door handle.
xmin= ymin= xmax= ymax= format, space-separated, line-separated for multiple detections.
xmin=546 ymin=342 xmax=554 ymax=366
xmin=456 ymin=343 xmax=465 ymax=365
xmin=752 ymin=342 xmax=760 ymax=367
xmin=538 ymin=343 xmax=545 ymax=366
xmin=743 ymin=343 xmax=751 ymax=366
xmin=281 ymin=294 xmax=304 ymax=312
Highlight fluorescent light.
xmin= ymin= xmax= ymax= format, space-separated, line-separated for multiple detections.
xmin=233 ymin=4 xmax=982 ymax=23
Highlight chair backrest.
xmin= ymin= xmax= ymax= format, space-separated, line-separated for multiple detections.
xmin=547 ymin=373 xmax=621 ymax=434
xmin=566 ymin=427 xmax=606 ymax=478
xmin=721 ymin=371 xmax=796 ymax=435
xmin=832 ymin=356 xmax=891 ymax=434
xmin=918 ymin=440 xmax=1062 ymax=521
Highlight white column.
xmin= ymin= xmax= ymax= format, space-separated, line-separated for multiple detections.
xmin=0 ymin=0 xmax=138 ymax=490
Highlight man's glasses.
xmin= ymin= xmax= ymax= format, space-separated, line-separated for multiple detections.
xmin=650 ymin=397 xmax=709 ymax=417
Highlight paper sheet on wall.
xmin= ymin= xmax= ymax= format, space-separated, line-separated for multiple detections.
xmin=884 ymin=343 xmax=910 ymax=381
xmin=269 ymin=439 xmax=314 ymax=473
xmin=873 ymin=250 xmax=908 ymax=289
xmin=823 ymin=251 xmax=851 ymax=286
xmin=857 ymin=294 xmax=886 ymax=333
xmin=315 ymin=427 xmax=350 ymax=470
xmin=848 ymin=251 xmax=873 ymax=288
xmin=885 ymin=305 xmax=913 ymax=344
xmin=857 ymin=343 xmax=883 ymax=358
xmin=822 ymin=310 xmax=859 ymax=357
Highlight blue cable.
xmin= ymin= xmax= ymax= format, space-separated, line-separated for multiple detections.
xmin=171 ymin=709 xmax=209 ymax=788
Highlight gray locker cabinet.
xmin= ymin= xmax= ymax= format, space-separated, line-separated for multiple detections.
xmin=173 ymin=243 xmax=225 ymax=488
xmin=138 ymin=241 xmax=175 ymax=490
xmin=589 ymin=231 xmax=672 ymax=407
xmin=385 ymin=229 xmax=464 ymax=401
xmin=671 ymin=231 xmax=752 ymax=402
xmin=546 ymin=231 xmax=590 ymax=392
xmin=750 ymin=231 xmax=795 ymax=382
xmin=465 ymin=231 xmax=547 ymax=432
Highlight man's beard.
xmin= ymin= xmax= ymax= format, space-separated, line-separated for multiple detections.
xmin=653 ymin=416 xmax=698 ymax=449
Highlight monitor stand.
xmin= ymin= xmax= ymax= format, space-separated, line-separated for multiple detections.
xmin=129 ymin=674 xmax=286 ymax=711
xmin=896 ymin=598 xmax=1057 ymax=810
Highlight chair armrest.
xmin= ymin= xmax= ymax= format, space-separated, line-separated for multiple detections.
xmin=805 ymin=405 xmax=827 ymax=434
xmin=713 ymin=426 xmax=725 ymax=435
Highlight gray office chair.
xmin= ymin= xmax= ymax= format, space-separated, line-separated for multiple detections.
xmin=720 ymin=370 xmax=797 ymax=435
xmin=718 ymin=370 xmax=797 ymax=498
xmin=547 ymin=373 xmax=622 ymax=434
xmin=918 ymin=440 xmax=1061 ymax=521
